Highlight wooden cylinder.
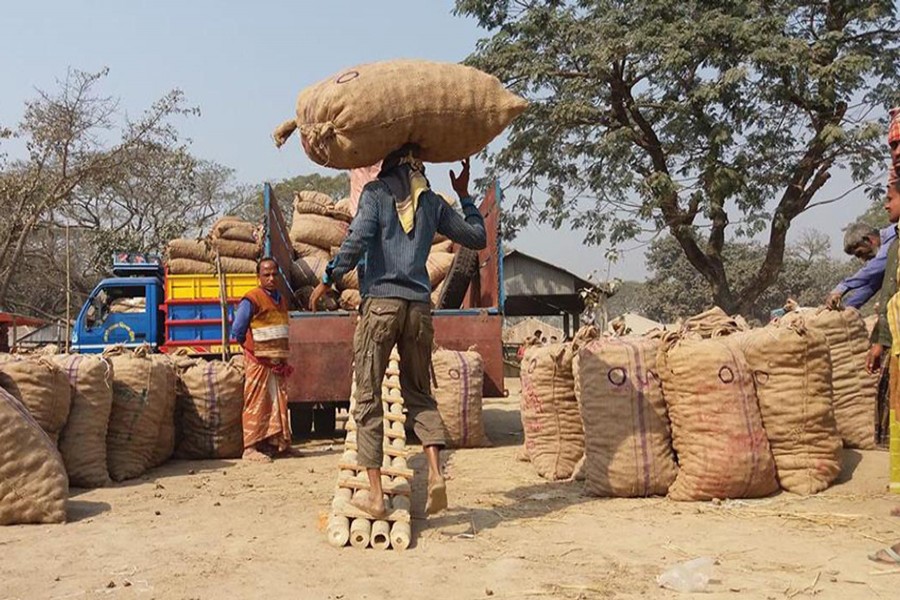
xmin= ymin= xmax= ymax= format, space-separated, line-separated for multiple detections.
xmin=339 ymin=469 xmax=355 ymax=480
xmin=391 ymin=495 xmax=411 ymax=512
xmin=391 ymin=437 xmax=406 ymax=449
xmin=382 ymin=454 xmax=392 ymax=469
xmin=390 ymin=420 xmax=405 ymax=434
xmin=388 ymin=388 xmax=402 ymax=400
xmin=388 ymin=402 xmax=403 ymax=415
xmin=349 ymin=518 xmax=372 ymax=549
xmin=370 ymin=520 xmax=392 ymax=550
xmin=380 ymin=475 xmax=391 ymax=488
xmin=342 ymin=450 xmax=358 ymax=464
xmin=389 ymin=359 xmax=400 ymax=371
xmin=392 ymin=456 xmax=407 ymax=471
xmin=390 ymin=520 xmax=411 ymax=550
xmin=327 ymin=515 xmax=351 ymax=548
xmin=332 ymin=487 xmax=353 ymax=510
xmin=346 ymin=431 xmax=357 ymax=445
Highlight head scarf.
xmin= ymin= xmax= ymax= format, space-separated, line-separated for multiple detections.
xmin=889 ymin=107 xmax=900 ymax=146
xmin=379 ymin=144 xmax=430 ymax=234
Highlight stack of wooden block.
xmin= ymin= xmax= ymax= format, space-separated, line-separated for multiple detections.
xmin=326 ymin=347 xmax=413 ymax=550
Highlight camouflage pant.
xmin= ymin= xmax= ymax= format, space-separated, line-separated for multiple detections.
xmin=353 ymin=297 xmax=446 ymax=468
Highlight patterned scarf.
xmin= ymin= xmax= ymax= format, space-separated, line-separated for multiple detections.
xmin=381 ymin=147 xmax=430 ymax=234
xmin=889 ymin=107 xmax=900 ymax=145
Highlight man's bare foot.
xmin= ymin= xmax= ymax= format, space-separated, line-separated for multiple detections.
xmin=350 ymin=490 xmax=386 ymax=518
xmin=242 ymin=447 xmax=273 ymax=463
xmin=426 ymin=476 xmax=447 ymax=515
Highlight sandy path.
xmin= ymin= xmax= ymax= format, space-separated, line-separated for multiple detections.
xmin=2 ymin=394 xmax=899 ymax=600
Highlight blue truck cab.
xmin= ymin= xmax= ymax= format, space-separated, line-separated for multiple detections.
xmin=71 ymin=253 xmax=165 ymax=353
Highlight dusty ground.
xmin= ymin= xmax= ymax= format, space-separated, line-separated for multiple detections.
xmin=2 ymin=380 xmax=900 ymax=600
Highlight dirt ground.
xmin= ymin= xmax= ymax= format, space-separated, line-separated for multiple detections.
xmin=2 ymin=379 xmax=900 ymax=600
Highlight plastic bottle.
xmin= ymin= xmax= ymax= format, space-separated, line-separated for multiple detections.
xmin=657 ymin=556 xmax=715 ymax=593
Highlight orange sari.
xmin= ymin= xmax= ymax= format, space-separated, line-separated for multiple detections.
xmin=242 ymin=353 xmax=291 ymax=452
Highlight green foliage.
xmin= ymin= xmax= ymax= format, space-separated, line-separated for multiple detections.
xmin=639 ymin=231 xmax=859 ymax=323
xmin=240 ymin=172 xmax=351 ymax=223
xmin=456 ymin=0 xmax=900 ymax=314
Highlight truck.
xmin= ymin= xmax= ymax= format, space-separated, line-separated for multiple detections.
xmin=71 ymin=182 xmax=506 ymax=435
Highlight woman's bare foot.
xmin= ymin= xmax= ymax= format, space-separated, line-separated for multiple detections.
xmin=426 ymin=476 xmax=447 ymax=515
xmin=242 ymin=447 xmax=273 ymax=463
xmin=350 ymin=490 xmax=386 ymax=518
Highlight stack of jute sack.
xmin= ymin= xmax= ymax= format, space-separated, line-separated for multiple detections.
xmin=167 ymin=216 xmax=261 ymax=275
xmin=0 ymin=346 xmax=247 ymax=525
xmin=520 ymin=304 xmax=871 ymax=500
xmin=273 ymin=59 xmax=528 ymax=170
xmin=288 ymin=189 xmax=460 ymax=312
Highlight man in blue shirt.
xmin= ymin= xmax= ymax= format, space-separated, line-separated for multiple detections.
xmin=309 ymin=145 xmax=486 ymax=518
xmin=826 ymin=222 xmax=898 ymax=309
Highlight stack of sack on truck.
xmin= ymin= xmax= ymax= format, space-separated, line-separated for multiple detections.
xmin=288 ymin=189 xmax=463 ymax=312
xmin=166 ymin=216 xmax=261 ymax=275
xmin=274 ymin=59 xmax=529 ymax=313
xmin=0 ymin=345 xmax=246 ymax=525
xmin=518 ymin=304 xmax=876 ymax=501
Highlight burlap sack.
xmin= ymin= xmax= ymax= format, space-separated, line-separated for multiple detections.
xmin=211 ymin=238 xmax=260 ymax=261
xmin=149 ymin=355 xmax=178 ymax=468
xmin=167 ymin=238 xmax=213 ymax=262
xmin=426 ymin=252 xmax=455 ymax=287
xmin=0 ymin=387 xmax=68 ymax=525
xmin=295 ymin=286 xmax=339 ymax=312
xmin=334 ymin=197 xmax=353 ymax=221
xmin=220 ymin=257 xmax=258 ymax=274
xmin=174 ymin=357 xmax=244 ymax=459
xmin=681 ymin=307 xmax=749 ymax=338
xmin=291 ymin=255 xmax=329 ymax=288
xmin=290 ymin=213 xmax=349 ymax=249
xmin=432 ymin=348 xmax=489 ymax=448
xmin=168 ymin=258 xmax=215 ymax=274
xmin=0 ymin=355 xmax=72 ymax=444
xmin=658 ymin=334 xmax=779 ymax=501
xmin=211 ymin=217 xmax=258 ymax=243
xmin=789 ymin=307 xmax=876 ymax=449
xmin=293 ymin=241 xmax=331 ymax=260
xmin=339 ymin=289 xmax=362 ymax=311
xmin=104 ymin=346 xmax=172 ymax=481
xmin=276 ymin=60 xmax=528 ymax=169
xmin=519 ymin=344 xmax=584 ymax=480
xmin=574 ymin=336 xmax=677 ymax=497
xmin=731 ymin=320 xmax=842 ymax=495
xmin=337 ymin=268 xmax=359 ymax=291
xmin=293 ymin=190 xmax=353 ymax=224
xmin=52 ymin=354 xmax=114 ymax=488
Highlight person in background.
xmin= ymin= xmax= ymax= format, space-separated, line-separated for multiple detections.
xmin=825 ymin=222 xmax=897 ymax=309
xmin=231 ymin=258 xmax=295 ymax=463
xmin=309 ymin=145 xmax=486 ymax=518
xmin=890 ymin=107 xmax=900 ymax=177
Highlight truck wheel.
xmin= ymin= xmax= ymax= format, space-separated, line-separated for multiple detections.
xmin=290 ymin=405 xmax=313 ymax=438
xmin=313 ymin=406 xmax=337 ymax=436
xmin=437 ymin=247 xmax=480 ymax=309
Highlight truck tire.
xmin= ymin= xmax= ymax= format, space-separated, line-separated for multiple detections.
xmin=290 ymin=405 xmax=313 ymax=438
xmin=437 ymin=247 xmax=480 ymax=309
xmin=313 ymin=405 xmax=337 ymax=436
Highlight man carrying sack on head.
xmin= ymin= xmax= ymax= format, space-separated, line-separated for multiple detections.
xmin=232 ymin=257 xmax=296 ymax=463
xmin=310 ymin=145 xmax=487 ymax=518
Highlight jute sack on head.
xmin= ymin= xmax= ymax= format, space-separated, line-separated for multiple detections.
xmin=574 ymin=335 xmax=677 ymax=497
xmin=658 ymin=333 xmax=779 ymax=501
xmin=519 ymin=344 xmax=584 ymax=480
xmin=730 ymin=320 xmax=842 ymax=495
xmin=426 ymin=252 xmax=455 ymax=287
xmin=0 ymin=355 xmax=72 ymax=444
xmin=786 ymin=307 xmax=876 ymax=449
xmin=51 ymin=354 xmax=114 ymax=488
xmin=167 ymin=238 xmax=213 ymax=263
xmin=275 ymin=60 xmax=528 ymax=169
xmin=211 ymin=217 xmax=258 ymax=243
xmin=211 ymin=238 xmax=260 ymax=261
xmin=432 ymin=348 xmax=489 ymax=448
xmin=148 ymin=354 xmax=178 ymax=468
xmin=104 ymin=346 xmax=171 ymax=481
xmin=290 ymin=213 xmax=349 ymax=250
xmin=0 ymin=387 xmax=68 ymax=525
xmin=174 ymin=357 xmax=244 ymax=459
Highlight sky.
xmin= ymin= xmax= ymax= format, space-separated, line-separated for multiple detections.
xmin=0 ymin=1 xmax=885 ymax=284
